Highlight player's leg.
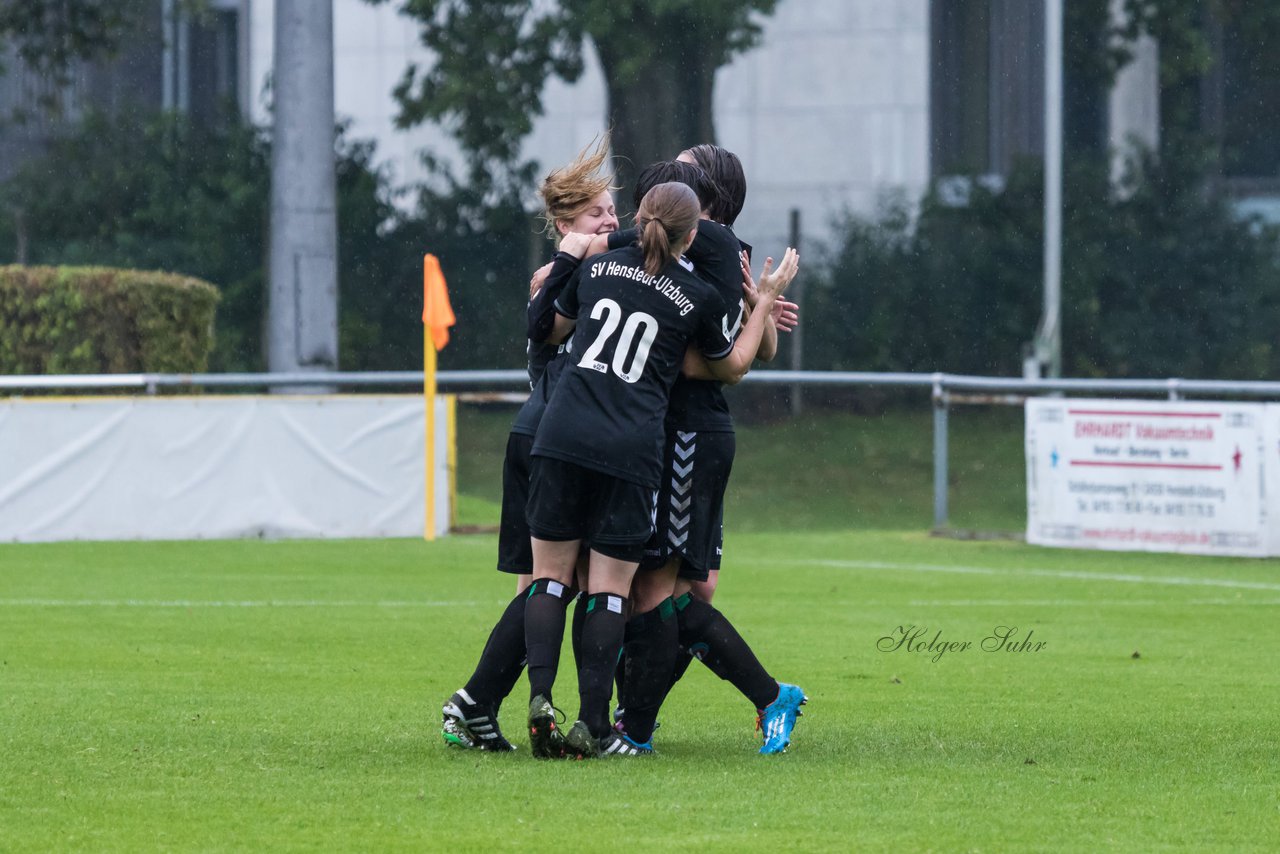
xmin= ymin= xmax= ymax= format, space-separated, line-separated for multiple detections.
xmin=523 ymin=541 xmax=578 ymax=759
xmin=670 ymin=578 xmax=807 ymax=753
xmin=614 ymin=430 xmax=678 ymax=739
xmin=662 ymin=430 xmax=731 ymax=696
xmin=523 ymin=457 xmax=588 ymax=758
xmin=442 ymin=583 xmax=526 ymax=751
xmin=570 ymin=551 xmax=637 ymax=736
xmin=441 ymin=433 xmax=534 ymax=751
xmin=525 ymin=539 xmax=579 ymax=702
xmin=569 ymin=556 xmax=590 ymax=688
xmin=664 ymin=431 xmax=808 ymax=751
xmin=688 ymin=568 xmax=718 ymax=602
xmin=617 ymin=557 xmax=679 ymax=746
xmin=562 ymin=476 xmax=654 ymax=758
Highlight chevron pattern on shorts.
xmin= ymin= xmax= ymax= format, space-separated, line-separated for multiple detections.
xmin=668 ymin=432 xmax=696 ymax=548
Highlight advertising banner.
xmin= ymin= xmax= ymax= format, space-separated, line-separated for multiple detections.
xmin=1026 ymin=398 xmax=1272 ymax=557
xmin=0 ymin=395 xmax=449 ymax=543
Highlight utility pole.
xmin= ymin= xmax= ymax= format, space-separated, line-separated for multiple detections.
xmin=1027 ymin=0 xmax=1063 ymax=379
xmin=268 ymin=0 xmax=338 ymax=380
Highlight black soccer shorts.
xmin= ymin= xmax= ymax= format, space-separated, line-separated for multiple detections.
xmin=526 ymin=456 xmax=657 ymax=563
xmin=496 ymin=432 xmax=535 ymax=574
xmin=639 ymin=429 xmax=735 ymax=582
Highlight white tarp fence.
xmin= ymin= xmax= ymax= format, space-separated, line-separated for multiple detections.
xmin=1026 ymin=398 xmax=1277 ymax=557
xmin=0 ymin=395 xmax=452 ymax=542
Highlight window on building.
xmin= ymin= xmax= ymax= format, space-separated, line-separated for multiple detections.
xmin=188 ymin=7 xmax=241 ymax=125
xmin=930 ymin=0 xmax=1045 ymax=178
xmin=1212 ymin=11 xmax=1280 ymax=187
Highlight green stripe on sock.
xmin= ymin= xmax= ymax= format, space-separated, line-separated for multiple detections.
xmin=658 ymin=597 xmax=676 ymax=621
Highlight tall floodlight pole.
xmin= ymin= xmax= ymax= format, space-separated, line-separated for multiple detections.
xmin=1034 ymin=0 xmax=1064 ymax=378
xmin=268 ymin=0 xmax=338 ymax=380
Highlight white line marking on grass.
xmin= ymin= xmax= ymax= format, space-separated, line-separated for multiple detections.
xmin=907 ymin=598 xmax=1280 ymax=607
xmin=908 ymin=599 xmax=1167 ymax=607
xmin=0 ymin=599 xmax=482 ymax=608
xmin=784 ymin=558 xmax=1280 ymax=592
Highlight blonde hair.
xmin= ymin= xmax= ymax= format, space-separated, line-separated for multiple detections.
xmin=634 ymin=182 xmax=700 ymax=277
xmin=538 ymin=132 xmax=617 ymax=243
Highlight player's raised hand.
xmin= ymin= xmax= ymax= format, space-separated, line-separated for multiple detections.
xmin=740 ymin=250 xmax=761 ymax=309
xmin=529 ymin=262 xmax=553 ymax=299
xmin=773 ymin=298 xmax=800 ymax=332
xmin=755 ymin=247 xmax=799 ymax=301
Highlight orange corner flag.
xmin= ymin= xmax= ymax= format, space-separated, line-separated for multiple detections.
xmin=423 ymin=253 xmax=456 ymax=350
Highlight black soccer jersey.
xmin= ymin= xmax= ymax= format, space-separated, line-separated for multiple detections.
xmin=526 ymin=341 xmax=561 ymax=389
xmin=609 ymin=220 xmax=745 ymax=432
xmin=531 ymin=245 xmax=733 ymax=488
xmin=511 ymin=252 xmax=583 ymax=438
xmin=511 ymin=347 xmax=568 ymax=438
xmin=525 ymin=252 xmax=583 ymax=387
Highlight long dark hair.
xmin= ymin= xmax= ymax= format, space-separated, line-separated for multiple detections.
xmin=681 ymin=144 xmax=745 ymax=226
xmin=632 ymin=159 xmax=724 ymax=216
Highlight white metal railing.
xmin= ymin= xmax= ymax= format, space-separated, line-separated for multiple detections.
xmin=5 ymin=369 xmax=1280 ymax=529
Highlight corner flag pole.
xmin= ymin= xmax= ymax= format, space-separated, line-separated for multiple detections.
xmin=424 ymin=313 xmax=437 ymax=541
xmin=423 ymin=254 xmax=455 ymax=541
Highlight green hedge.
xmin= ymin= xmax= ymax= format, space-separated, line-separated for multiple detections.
xmin=0 ymin=266 xmax=220 ymax=374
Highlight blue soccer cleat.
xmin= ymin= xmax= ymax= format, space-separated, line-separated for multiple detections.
xmin=757 ymin=683 xmax=807 ymax=754
xmin=601 ymin=730 xmax=655 ymax=757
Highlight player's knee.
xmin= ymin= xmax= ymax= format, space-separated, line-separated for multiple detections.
xmin=674 ymin=591 xmax=715 ymax=638
xmin=690 ymin=571 xmax=719 ymax=603
xmin=629 ymin=562 xmax=678 ymax=612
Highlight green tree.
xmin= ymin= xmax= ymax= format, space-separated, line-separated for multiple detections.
xmin=374 ymin=0 xmax=779 ymax=198
xmin=0 ymin=0 xmax=149 ymax=113
xmin=0 ymin=111 xmax=446 ymax=373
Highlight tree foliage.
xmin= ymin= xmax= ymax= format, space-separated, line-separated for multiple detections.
xmin=0 ymin=110 xmax=485 ymax=373
xmin=0 ymin=1 xmax=138 ymax=74
xmin=808 ymin=145 xmax=1279 ymax=382
xmin=376 ymin=0 xmax=778 ymax=199
xmin=0 ymin=0 xmax=151 ymax=116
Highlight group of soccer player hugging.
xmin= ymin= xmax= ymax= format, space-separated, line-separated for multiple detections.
xmin=441 ymin=135 xmax=808 ymax=759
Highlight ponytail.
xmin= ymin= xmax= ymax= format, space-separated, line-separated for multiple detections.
xmin=634 ymin=182 xmax=700 ymax=277
xmin=641 ymin=217 xmax=672 ymax=279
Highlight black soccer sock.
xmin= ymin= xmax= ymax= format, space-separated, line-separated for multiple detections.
xmin=461 ymin=588 xmax=527 ymax=711
xmin=577 ymin=592 xmax=629 ymax=738
xmin=524 ymin=578 xmax=572 ymax=704
xmin=570 ymin=590 xmax=588 ymax=676
xmin=675 ymin=592 xmax=779 ymax=710
xmin=619 ymin=597 xmax=678 ymax=743
xmin=614 ymin=639 xmax=629 ymax=710
xmin=665 ymin=648 xmax=695 ymax=698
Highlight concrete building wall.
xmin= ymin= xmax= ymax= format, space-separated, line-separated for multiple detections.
xmin=245 ymin=0 xmax=931 ymax=254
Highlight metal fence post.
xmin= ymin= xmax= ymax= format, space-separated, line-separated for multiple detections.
xmin=788 ymin=207 xmax=804 ymax=417
xmin=932 ymin=375 xmax=949 ymax=530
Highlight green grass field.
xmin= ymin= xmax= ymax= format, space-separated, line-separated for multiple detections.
xmin=4 ymin=409 xmax=1279 ymax=851
xmin=5 ymin=532 xmax=1279 ymax=851
xmin=455 ymin=404 xmax=1029 ymax=533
